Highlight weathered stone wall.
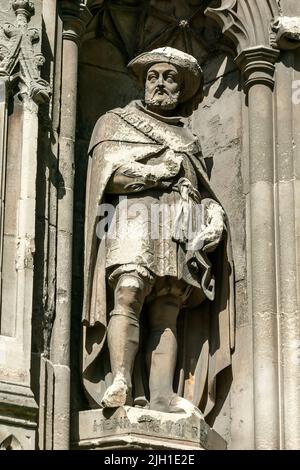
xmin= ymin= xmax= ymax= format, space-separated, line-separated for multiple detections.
xmin=194 ymin=53 xmax=252 ymax=449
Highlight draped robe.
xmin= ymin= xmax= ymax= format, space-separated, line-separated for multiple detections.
xmin=82 ymin=100 xmax=235 ymax=416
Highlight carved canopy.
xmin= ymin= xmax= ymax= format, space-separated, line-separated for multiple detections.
xmin=83 ymin=0 xmax=280 ymax=61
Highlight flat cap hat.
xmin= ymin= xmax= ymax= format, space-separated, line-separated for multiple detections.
xmin=127 ymin=47 xmax=204 ymax=105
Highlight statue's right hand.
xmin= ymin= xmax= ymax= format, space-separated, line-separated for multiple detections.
xmin=164 ymin=150 xmax=183 ymax=178
xmin=146 ymin=150 xmax=183 ymax=182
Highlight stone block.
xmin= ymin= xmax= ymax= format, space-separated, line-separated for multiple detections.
xmin=72 ymin=406 xmax=226 ymax=450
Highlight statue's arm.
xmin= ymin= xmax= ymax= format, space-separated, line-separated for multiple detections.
xmin=106 ymin=150 xmax=183 ymax=194
xmin=187 ymin=196 xmax=225 ymax=253
xmin=106 ymin=167 xmax=157 ymax=194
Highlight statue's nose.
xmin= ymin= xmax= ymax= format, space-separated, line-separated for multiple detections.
xmin=157 ymin=74 xmax=164 ymax=86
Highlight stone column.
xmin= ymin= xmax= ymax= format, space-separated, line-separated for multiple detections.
xmin=0 ymin=78 xmax=8 ymax=302
xmin=236 ymin=46 xmax=280 ymax=450
xmin=270 ymin=12 xmax=300 ymax=449
xmin=41 ymin=0 xmax=87 ymax=450
xmin=275 ymin=54 xmax=300 ymax=450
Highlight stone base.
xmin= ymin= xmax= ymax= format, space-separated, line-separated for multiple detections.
xmin=72 ymin=406 xmax=227 ymax=450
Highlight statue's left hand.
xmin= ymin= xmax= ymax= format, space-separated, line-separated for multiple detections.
xmin=175 ymin=177 xmax=201 ymax=203
xmin=189 ymin=199 xmax=225 ymax=252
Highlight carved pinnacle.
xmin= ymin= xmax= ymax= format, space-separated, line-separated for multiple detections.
xmin=12 ymin=0 xmax=35 ymax=20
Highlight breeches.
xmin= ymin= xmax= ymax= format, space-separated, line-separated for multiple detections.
xmin=108 ymin=264 xmax=193 ymax=321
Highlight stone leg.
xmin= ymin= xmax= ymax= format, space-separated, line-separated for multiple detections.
xmin=102 ymin=273 xmax=148 ymax=408
xmin=146 ymin=294 xmax=181 ymax=412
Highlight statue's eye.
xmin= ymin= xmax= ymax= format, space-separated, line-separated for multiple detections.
xmin=166 ymin=76 xmax=175 ymax=83
xmin=148 ymin=74 xmax=156 ymax=82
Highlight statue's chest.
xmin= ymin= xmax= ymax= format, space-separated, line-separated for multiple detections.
xmin=117 ymin=108 xmax=198 ymax=153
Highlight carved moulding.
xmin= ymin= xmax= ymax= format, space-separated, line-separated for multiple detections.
xmin=235 ymin=46 xmax=279 ymax=91
xmin=0 ymin=0 xmax=50 ymax=103
xmin=205 ymin=0 xmax=279 ymax=54
xmin=205 ymin=0 xmax=250 ymax=54
xmin=205 ymin=0 xmax=280 ymax=89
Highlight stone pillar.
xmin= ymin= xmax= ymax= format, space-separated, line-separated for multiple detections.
xmin=236 ymin=46 xmax=280 ymax=450
xmin=38 ymin=0 xmax=89 ymax=450
xmin=270 ymin=10 xmax=300 ymax=449
xmin=0 ymin=78 xmax=8 ymax=300
xmin=275 ymin=54 xmax=300 ymax=450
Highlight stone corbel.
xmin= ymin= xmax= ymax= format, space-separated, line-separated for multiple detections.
xmin=0 ymin=0 xmax=50 ymax=103
xmin=235 ymin=46 xmax=280 ymax=92
xmin=271 ymin=16 xmax=300 ymax=50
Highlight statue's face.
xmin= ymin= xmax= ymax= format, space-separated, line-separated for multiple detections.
xmin=144 ymin=62 xmax=182 ymax=113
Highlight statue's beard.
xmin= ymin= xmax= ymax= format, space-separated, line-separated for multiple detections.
xmin=144 ymin=88 xmax=180 ymax=111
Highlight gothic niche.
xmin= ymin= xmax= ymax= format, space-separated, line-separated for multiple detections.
xmin=72 ymin=0 xmax=242 ymax=446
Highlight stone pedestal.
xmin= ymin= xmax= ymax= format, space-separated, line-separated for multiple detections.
xmin=72 ymin=407 xmax=226 ymax=450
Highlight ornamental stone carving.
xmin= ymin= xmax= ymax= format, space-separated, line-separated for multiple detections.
xmin=0 ymin=0 xmax=50 ymax=103
xmin=205 ymin=0 xmax=279 ymax=54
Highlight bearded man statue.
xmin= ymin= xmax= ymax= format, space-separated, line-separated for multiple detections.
xmin=82 ymin=47 xmax=235 ymax=418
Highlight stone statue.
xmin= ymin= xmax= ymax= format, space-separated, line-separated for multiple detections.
xmin=82 ymin=47 xmax=234 ymax=418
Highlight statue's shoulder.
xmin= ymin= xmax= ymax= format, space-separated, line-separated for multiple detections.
xmin=88 ymin=103 xmax=135 ymax=154
xmin=93 ymin=101 xmax=137 ymax=131
xmin=104 ymin=100 xmax=137 ymax=116
xmin=93 ymin=106 xmax=124 ymax=130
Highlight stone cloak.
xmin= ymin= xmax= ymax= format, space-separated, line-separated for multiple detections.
xmin=81 ymin=101 xmax=235 ymax=417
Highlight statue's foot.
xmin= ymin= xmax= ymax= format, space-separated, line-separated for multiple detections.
xmin=169 ymin=395 xmax=203 ymax=417
xmin=101 ymin=375 xmax=128 ymax=408
xmin=134 ymin=396 xmax=149 ymax=409
xmin=149 ymin=394 xmax=181 ymax=413
xmin=150 ymin=394 xmax=203 ymax=416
